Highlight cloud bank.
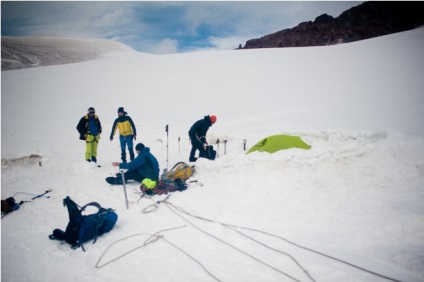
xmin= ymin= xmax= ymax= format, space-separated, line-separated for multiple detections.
xmin=2 ymin=2 xmax=362 ymax=54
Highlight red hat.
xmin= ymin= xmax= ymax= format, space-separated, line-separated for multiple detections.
xmin=210 ymin=115 xmax=217 ymax=124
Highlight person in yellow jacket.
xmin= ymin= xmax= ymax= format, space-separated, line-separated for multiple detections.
xmin=110 ymin=107 xmax=137 ymax=163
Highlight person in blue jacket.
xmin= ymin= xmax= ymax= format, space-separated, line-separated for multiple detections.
xmin=105 ymin=143 xmax=159 ymax=185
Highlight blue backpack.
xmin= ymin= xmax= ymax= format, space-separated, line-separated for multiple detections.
xmin=49 ymin=196 xmax=118 ymax=251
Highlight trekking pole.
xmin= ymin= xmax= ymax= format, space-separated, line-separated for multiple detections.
xmin=243 ymin=139 xmax=247 ymax=151
xmin=120 ymin=170 xmax=129 ymax=209
xmin=31 ymin=189 xmax=52 ymax=200
xmin=178 ymin=137 xmax=180 ymax=155
xmin=216 ymin=139 xmax=220 ymax=158
xmin=2 ymin=189 xmax=52 ymax=219
xmin=224 ymin=140 xmax=227 ymax=155
xmin=165 ymin=124 xmax=169 ymax=170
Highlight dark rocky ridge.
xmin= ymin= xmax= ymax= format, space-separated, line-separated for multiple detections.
xmin=242 ymin=1 xmax=424 ymax=49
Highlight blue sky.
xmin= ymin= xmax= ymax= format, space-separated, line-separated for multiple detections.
xmin=1 ymin=1 xmax=362 ymax=54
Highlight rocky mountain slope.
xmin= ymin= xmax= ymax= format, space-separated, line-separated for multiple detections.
xmin=242 ymin=1 xmax=424 ymax=49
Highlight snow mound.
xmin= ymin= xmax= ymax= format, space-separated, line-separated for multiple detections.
xmin=1 ymin=36 xmax=135 ymax=71
xmin=1 ymin=154 xmax=43 ymax=168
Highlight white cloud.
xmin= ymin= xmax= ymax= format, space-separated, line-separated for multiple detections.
xmin=2 ymin=1 xmax=362 ymax=53
xmin=152 ymin=38 xmax=179 ymax=55
xmin=207 ymin=36 xmax=245 ymax=50
xmin=91 ymin=7 xmax=134 ymax=29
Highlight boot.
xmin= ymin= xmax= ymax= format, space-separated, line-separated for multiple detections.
xmin=105 ymin=176 xmax=124 ymax=185
xmin=121 ymin=151 xmax=127 ymax=163
xmin=189 ymin=146 xmax=197 ymax=162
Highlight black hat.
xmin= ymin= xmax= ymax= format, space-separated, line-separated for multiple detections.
xmin=135 ymin=143 xmax=145 ymax=151
xmin=88 ymin=107 xmax=95 ymax=112
xmin=118 ymin=107 xmax=124 ymax=113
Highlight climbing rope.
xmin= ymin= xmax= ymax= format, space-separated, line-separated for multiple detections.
xmin=97 ymin=197 xmax=404 ymax=282
xmin=95 ymin=225 xmax=222 ymax=282
xmin=163 ymin=201 xmax=308 ymax=282
xmin=141 ymin=194 xmax=171 ymax=214
xmin=164 ymin=201 xmax=404 ymax=282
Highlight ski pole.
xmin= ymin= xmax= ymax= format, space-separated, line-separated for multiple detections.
xmin=224 ymin=140 xmax=227 ymax=155
xmin=178 ymin=137 xmax=180 ymax=155
xmin=243 ymin=139 xmax=247 ymax=151
xmin=120 ymin=170 xmax=129 ymax=209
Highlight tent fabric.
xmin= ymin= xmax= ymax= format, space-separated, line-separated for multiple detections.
xmin=246 ymin=134 xmax=311 ymax=154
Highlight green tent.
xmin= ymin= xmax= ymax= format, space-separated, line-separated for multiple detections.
xmin=246 ymin=134 xmax=311 ymax=154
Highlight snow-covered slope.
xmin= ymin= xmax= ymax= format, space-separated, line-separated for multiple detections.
xmin=1 ymin=28 xmax=424 ymax=282
xmin=1 ymin=36 xmax=134 ymax=70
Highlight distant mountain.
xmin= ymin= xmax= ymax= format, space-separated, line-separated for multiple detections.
xmin=1 ymin=37 xmax=133 ymax=71
xmin=242 ymin=1 xmax=424 ymax=49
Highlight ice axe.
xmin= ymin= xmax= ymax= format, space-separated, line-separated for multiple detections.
xmin=165 ymin=124 xmax=169 ymax=169
xmin=120 ymin=170 xmax=129 ymax=209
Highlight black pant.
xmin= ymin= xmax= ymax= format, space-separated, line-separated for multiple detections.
xmin=118 ymin=169 xmax=144 ymax=183
xmin=126 ymin=169 xmax=144 ymax=182
xmin=189 ymin=135 xmax=205 ymax=161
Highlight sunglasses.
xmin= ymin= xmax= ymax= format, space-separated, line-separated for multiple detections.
xmin=89 ymin=111 xmax=95 ymax=114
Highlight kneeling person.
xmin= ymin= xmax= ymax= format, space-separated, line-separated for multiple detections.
xmin=106 ymin=143 xmax=159 ymax=185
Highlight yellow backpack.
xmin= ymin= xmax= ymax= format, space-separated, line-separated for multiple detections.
xmin=163 ymin=162 xmax=194 ymax=181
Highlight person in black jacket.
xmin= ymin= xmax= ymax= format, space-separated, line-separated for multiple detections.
xmin=188 ymin=115 xmax=217 ymax=162
xmin=76 ymin=107 xmax=102 ymax=163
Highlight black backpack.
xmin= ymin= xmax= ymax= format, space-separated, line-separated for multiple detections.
xmin=49 ymin=196 xmax=118 ymax=251
xmin=200 ymin=145 xmax=216 ymax=160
